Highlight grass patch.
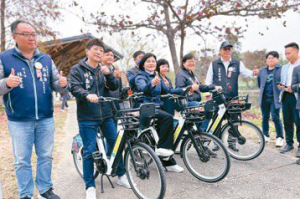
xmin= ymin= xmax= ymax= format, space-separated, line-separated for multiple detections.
xmin=243 ymin=107 xmax=284 ymax=139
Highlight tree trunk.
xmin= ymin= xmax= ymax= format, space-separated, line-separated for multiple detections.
xmin=179 ymin=23 xmax=185 ymax=67
xmin=1 ymin=0 xmax=5 ymax=52
xmin=163 ymin=2 xmax=180 ymax=74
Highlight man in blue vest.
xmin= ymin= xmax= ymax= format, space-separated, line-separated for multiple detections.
xmin=0 ymin=20 xmax=67 ymax=199
xmin=205 ymin=41 xmax=259 ymax=151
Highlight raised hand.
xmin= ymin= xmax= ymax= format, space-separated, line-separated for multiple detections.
xmin=164 ymin=78 xmax=170 ymax=87
xmin=6 ymin=68 xmax=21 ymax=88
xmin=59 ymin=71 xmax=67 ymax=88
xmin=151 ymin=73 xmax=161 ymax=86
xmin=253 ymin=65 xmax=259 ymax=76
xmin=113 ymin=67 xmax=121 ymax=78
xmin=101 ymin=65 xmax=110 ymax=75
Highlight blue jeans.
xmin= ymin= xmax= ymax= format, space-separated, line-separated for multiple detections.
xmin=188 ymin=101 xmax=209 ymax=131
xmin=79 ymin=117 xmax=125 ymax=189
xmin=8 ymin=118 xmax=55 ymax=198
xmin=261 ymin=99 xmax=283 ymax=138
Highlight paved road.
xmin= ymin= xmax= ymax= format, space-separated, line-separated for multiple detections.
xmin=53 ymin=102 xmax=300 ymax=199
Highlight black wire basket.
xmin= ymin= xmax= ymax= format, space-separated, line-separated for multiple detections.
xmin=227 ymin=96 xmax=252 ymax=114
xmin=116 ymin=102 xmax=156 ymax=131
xmin=183 ymin=105 xmax=206 ymax=123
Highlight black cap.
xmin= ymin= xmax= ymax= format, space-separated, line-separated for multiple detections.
xmin=220 ymin=41 xmax=233 ymax=49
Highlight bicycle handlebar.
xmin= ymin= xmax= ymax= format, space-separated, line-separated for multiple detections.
xmin=160 ymin=86 xmax=192 ymax=99
xmin=98 ymin=96 xmax=120 ymax=102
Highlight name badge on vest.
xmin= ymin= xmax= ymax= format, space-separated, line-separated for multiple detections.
xmin=227 ymin=67 xmax=237 ymax=79
xmin=35 ymin=62 xmax=43 ymax=78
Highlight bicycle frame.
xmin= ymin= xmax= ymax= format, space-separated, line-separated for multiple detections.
xmin=95 ymin=129 xmax=126 ymax=176
xmin=143 ymin=106 xmax=207 ymax=157
xmin=205 ymin=91 xmax=247 ymax=139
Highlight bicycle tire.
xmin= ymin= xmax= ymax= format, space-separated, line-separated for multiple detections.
xmin=72 ymin=146 xmax=99 ymax=179
xmin=124 ymin=142 xmax=166 ymax=199
xmin=182 ymin=132 xmax=231 ymax=183
xmin=220 ymin=120 xmax=265 ymax=161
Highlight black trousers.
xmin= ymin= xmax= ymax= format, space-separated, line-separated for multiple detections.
xmin=282 ymin=92 xmax=300 ymax=147
xmin=155 ymin=109 xmax=174 ymax=150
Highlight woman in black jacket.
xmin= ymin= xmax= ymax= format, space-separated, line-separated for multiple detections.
xmin=135 ymin=53 xmax=185 ymax=173
xmin=69 ymin=39 xmax=130 ymax=198
xmin=156 ymin=58 xmax=181 ymax=116
xmin=175 ymin=53 xmax=221 ymax=131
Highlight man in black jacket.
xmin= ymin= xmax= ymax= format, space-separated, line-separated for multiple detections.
xmin=69 ymin=39 xmax=130 ymax=199
xmin=126 ymin=50 xmax=145 ymax=92
xmin=102 ymin=48 xmax=123 ymax=127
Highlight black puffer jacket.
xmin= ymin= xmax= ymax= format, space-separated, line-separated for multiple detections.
xmin=69 ymin=58 xmax=118 ymax=121
xmin=175 ymin=68 xmax=215 ymax=101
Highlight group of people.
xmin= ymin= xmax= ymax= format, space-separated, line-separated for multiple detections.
xmin=1 ymin=19 xmax=300 ymax=199
xmin=256 ymin=43 xmax=300 ymax=163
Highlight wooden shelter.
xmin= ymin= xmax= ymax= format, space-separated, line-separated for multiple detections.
xmin=41 ymin=33 xmax=123 ymax=75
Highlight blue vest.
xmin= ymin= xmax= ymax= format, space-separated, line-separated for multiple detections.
xmin=0 ymin=48 xmax=53 ymax=121
xmin=212 ymin=58 xmax=240 ymax=98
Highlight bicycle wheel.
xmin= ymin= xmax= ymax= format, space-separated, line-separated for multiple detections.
xmin=139 ymin=131 xmax=156 ymax=151
xmin=125 ymin=142 xmax=166 ymax=199
xmin=221 ymin=120 xmax=265 ymax=161
xmin=182 ymin=132 xmax=231 ymax=183
xmin=72 ymin=146 xmax=99 ymax=179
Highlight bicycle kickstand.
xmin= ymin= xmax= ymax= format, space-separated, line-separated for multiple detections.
xmin=100 ymin=174 xmax=115 ymax=193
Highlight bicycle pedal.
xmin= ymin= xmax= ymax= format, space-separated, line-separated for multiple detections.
xmin=92 ymin=151 xmax=102 ymax=162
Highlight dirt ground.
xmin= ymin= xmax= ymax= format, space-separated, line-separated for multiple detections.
xmin=0 ymin=103 xmax=67 ymax=199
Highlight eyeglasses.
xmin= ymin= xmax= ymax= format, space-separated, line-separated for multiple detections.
xmin=13 ymin=32 xmax=37 ymax=38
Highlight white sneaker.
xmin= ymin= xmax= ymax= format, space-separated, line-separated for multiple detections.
xmin=275 ymin=137 xmax=284 ymax=147
xmin=166 ymin=165 xmax=184 ymax=173
xmin=86 ymin=187 xmax=96 ymax=199
xmin=117 ymin=175 xmax=131 ymax=189
xmin=264 ymin=136 xmax=270 ymax=143
xmin=156 ymin=148 xmax=174 ymax=157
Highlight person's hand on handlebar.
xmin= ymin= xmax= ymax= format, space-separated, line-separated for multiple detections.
xmin=192 ymin=83 xmax=199 ymax=91
xmin=86 ymin=94 xmax=98 ymax=103
xmin=214 ymin=86 xmax=222 ymax=91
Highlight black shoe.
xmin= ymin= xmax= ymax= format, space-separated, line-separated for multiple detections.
xmin=21 ymin=197 xmax=32 ymax=199
xmin=280 ymin=145 xmax=294 ymax=154
xmin=296 ymin=159 xmax=300 ymax=165
xmin=296 ymin=148 xmax=300 ymax=157
xmin=228 ymin=144 xmax=239 ymax=152
xmin=39 ymin=188 xmax=60 ymax=199
xmin=212 ymin=144 xmax=220 ymax=152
